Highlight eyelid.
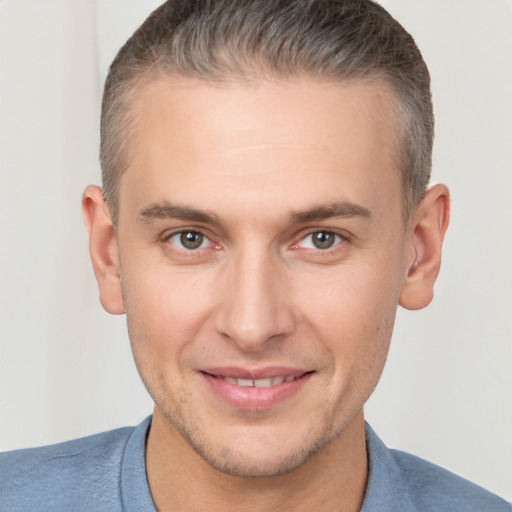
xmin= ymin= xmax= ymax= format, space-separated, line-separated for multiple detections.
xmin=162 ymin=227 xmax=219 ymax=251
xmin=170 ymin=232 xmax=209 ymax=250
xmin=291 ymin=228 xmax=349 ymax=251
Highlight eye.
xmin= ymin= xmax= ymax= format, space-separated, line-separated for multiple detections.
xmin=298 ymin=231 xmax=342 ymax=250
xmin=168 ymin=231 xmax=211 ymax=250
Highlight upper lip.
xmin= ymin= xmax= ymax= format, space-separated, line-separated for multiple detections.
xmin=200 ymin=366 xmax=310 ymax=380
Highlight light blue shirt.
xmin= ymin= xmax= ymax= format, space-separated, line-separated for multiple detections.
xmin=1 ymin=416 xmax=509 ymax=511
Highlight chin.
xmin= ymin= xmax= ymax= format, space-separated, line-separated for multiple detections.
xmin=166 ymin=409 xmax=338 ymax=478
xmin=191 ymin=439 xmax=326 ymax=478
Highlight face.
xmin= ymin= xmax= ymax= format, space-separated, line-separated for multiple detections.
xmin=115 ymin=77 xmax=409 ymax=477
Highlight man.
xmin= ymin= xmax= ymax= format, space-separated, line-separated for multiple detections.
xmin=0 ymin=0 xmax=509 ymax=510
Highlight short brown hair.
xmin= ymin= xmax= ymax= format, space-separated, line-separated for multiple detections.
xmin=101 ymin=0 xmax=433 ymax=225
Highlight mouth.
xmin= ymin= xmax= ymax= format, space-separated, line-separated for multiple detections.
xmin=199 ymin=368 xmax=314 ymax=411
xmin=210 ymin=374 xmax=300 ymax=388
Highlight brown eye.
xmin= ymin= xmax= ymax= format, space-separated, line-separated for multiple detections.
xmin=297 ymin=231 xmax=342 ymax=250
xmin=311 ymin=232 xmax=336 ymax=249
xmin=169 ymin=231 xmax=208 ymax=250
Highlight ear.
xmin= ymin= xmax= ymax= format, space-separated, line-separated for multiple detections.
xmin=399 ymin=184 xmax=450 ymax=310
xmin=82 ymin=185 xmax=125 ymax=315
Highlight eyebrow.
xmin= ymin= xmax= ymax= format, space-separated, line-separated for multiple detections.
xmin=139 ymin=202 xmax=224 ymax=227
xmin=290 ymin=201 xmax=372 ymax=223
xmin=139 ymin=200 xmax=372 ymax=227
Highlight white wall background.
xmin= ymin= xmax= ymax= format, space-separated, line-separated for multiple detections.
xmin=0 ymin=0 xmax=510 ymax=501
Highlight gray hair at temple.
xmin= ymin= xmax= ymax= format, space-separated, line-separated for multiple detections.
xmin=100 ymin=0 xmax=433 ymax=226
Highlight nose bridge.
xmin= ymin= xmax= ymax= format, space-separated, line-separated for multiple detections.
xmin=216 ymin=242 xmax=294 ymax=351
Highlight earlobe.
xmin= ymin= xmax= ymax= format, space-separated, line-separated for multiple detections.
xmin=399 ymin=184 xmax=450 ymax=310
xmin=82 ymin=185 xmax=125 ymax=315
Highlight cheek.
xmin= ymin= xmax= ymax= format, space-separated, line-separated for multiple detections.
xmin=297 ymin=260 xmax=402 ymax=364
xmin=122 ymin=266 xmax=219 ymax=408
xmin=121 ymin=264 xmax=217 ymax=361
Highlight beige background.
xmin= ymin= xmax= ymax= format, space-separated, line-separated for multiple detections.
xmin=1 ymin=0 xmax=511 ymax=500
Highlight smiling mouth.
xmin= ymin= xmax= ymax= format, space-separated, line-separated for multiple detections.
xmin=206 ymin=374 xmax=300 ymax=388
xmin=199 ymin=367 xmax=314 ymax=411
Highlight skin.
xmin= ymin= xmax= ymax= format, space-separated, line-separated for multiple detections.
xmin=83 ymin=77 xmax=449 ymax=511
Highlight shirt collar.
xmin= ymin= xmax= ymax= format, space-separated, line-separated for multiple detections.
xmin=119 ymin=416 xmax=416 ymax=512
xmin=120 ymin=415 xmax=156 ymax=512
xmin=360 ymin=422 xmax=416 ymax=512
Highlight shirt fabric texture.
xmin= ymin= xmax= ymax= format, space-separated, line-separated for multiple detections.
xmin=1 ymin=416 xmax=509 ymax=511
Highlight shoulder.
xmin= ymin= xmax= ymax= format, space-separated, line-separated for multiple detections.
xmin=0 ymin=421 xmax=146 ymax=512
xmin=390 ymin=448 xmax=511 ymax=512
xmin=363 ymin=423 xmax=511 ymax=512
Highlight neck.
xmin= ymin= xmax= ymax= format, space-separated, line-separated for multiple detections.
xmin=146 ymin=407 xmax=368 ymax=512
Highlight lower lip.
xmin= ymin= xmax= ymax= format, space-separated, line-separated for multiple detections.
xmin=201 ymin=372 xmax=312 ymax=411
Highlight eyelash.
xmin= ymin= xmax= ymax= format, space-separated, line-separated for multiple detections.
xmin=162 ymin=228 xmax=348 ymax=255
xmin=163 ymin=229 xmax=219 ymax=254
xmin=292 ymin=230 xmax=346 ymax=252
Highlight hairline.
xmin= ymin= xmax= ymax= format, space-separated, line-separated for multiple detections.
xmin=104 ymin=70 xmax=416 ymax=228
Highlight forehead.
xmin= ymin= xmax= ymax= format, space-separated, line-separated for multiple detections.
xmin=120 ymin=76 xmax=402 ymax=225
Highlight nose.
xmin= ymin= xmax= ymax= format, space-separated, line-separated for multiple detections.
xmin=214 ymin=246 xmax=296 ymax=352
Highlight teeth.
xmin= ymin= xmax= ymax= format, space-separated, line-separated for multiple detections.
xmin=222 ymin=375 xmax=296 ymax=387
xmin=254 ymin=378 xmax=273 ymax=388
xmin=236 ymin=378 xmax=254 ymax=387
